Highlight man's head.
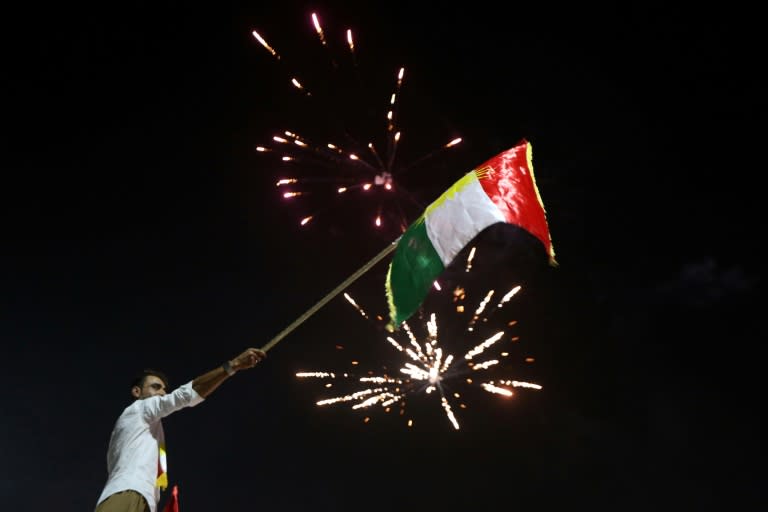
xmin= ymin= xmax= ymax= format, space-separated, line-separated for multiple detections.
xmin=130 ymin=369 xmax=170 ymax=399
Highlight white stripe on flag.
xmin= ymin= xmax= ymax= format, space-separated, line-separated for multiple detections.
xmin=424 ymin=176 xmax=505 ymax=265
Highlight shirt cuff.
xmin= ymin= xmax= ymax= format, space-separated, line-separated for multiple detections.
xmin=181 ymin=381 xmax=205 ymax=407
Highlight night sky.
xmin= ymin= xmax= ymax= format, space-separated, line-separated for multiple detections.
xmin=4 ymin=3 xmax=764 ymax=511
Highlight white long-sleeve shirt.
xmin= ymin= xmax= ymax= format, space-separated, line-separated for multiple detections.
xmin=95 ymin=381 xmax=204 ymax=512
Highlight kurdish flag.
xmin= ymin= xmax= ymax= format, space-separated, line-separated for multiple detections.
xmin=385 ymin=139 xmax=556 ymax=330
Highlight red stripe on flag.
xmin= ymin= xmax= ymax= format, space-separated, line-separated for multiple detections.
xmin=163 ymin=485 xmax=179 ymax=512
xmin=476 ymin=140 xmax=556 ymax=264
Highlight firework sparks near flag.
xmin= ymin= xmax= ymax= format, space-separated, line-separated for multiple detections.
xmin=252 ymin=11 xmax=463 ymax=234
xmin=296 ymin=247 xmax=542 ymax=430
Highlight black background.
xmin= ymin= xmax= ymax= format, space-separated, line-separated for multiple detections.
xmin=3 ymin=2 xmax=763 ymax=510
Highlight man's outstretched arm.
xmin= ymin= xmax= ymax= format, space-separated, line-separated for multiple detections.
xmin=192 ymin=347 xmax=266 ymax=398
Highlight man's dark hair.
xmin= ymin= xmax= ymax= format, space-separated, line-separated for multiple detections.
xmin=130 ymin=369 xmax=170 ymax=395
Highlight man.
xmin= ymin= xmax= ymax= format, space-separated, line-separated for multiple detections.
xmin=95 ymin=347 xmax=267 ymax=512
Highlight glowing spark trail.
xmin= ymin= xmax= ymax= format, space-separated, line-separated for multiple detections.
xmin=252 ymin=30 xmax=280 ymax=60
xmin=311 ymin=13 xmax=327 ymax=46
xmin=343 ymin=292 xmax=368 ymax=319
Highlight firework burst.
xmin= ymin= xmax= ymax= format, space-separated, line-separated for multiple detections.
xmin=252 ymin=11 xmax=463 ymax=234
xmin=296 ymin=246 xmax=542 ymax=430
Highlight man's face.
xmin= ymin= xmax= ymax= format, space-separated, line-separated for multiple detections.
xmin=132 ymin=375 xmax=167 ymax=399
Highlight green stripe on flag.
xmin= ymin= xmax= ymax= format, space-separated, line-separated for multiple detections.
xmin=386 ymin=217 xmax=445 ymax=329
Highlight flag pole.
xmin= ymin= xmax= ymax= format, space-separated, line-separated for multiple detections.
xmin=260 ymin=236 xmax=400 ymax=352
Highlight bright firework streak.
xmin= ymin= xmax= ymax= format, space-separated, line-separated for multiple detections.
xmin=251 ymin=11 xmax=463 ymax=233
xmin=296 ymin=246 xmax=541 ymax=430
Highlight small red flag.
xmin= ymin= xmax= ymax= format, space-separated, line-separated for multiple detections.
xmin=163 ymin=485 xmax=179 ymax=512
